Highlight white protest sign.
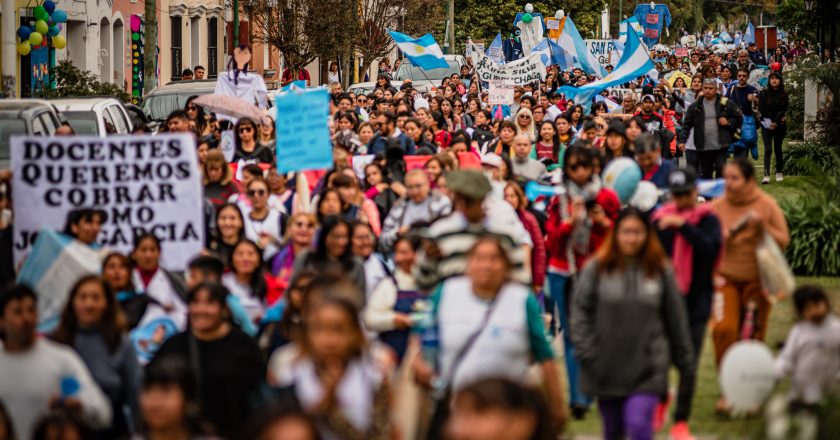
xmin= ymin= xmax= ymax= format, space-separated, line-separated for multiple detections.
xmin=472 ymin=47 xmax=546 ymax=85
xmin=488 ymin=81 xmax=515 ymax=105
xmin=220 ymin=130 xmax=235 ymax=162
xmin=585 ymin=39 xmax=618 ymax=67
xmin=465 ymin=41 xmax=484 ymax=58
xmin=11 ymin=134 xmax=205 ymax=271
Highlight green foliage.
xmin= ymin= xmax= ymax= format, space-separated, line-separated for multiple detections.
xmin=34 ymin=60 xmax=128 ymax=102
xmin=781 ymin=155 xmax=840 ymax=276
xmin=775 ymin=0 xmax=812 ymax=41
xmin=451 ymin=0 xmax=608 ymax=51
xmin=782 ymin=142 xmax=840 ymax=176
xmin=807 ymin=62 xmax=840 ymax=147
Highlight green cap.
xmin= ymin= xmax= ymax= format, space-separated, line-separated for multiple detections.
xmin=446 ymin=169 xmax=491 ymax=201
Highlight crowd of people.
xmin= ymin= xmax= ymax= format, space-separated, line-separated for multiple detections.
xmin=0 ymin=37 xmax=838 ymax=440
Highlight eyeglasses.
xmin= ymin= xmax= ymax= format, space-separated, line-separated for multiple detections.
xmin=247 ymin=189 xmax=267 ymax=197
xmin=357 ymin=98 xmax=367 ymax=103
xmin=239 ymin=126 xmax=254 ymax=133
xmin=294 ymin=221 xmax=314 ymax=229
xmin=453 ymin=104 xmax=463 ymax=108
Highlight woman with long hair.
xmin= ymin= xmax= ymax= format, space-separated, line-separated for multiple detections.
xmin=259 ymin=270 xmax=316 ymax=355
xmin=534 ymin=120 xmax=564 ymax=169
xmin=52 ymin=275 xmax=140 ymax=439
xmin=430 ymin=111 xmax=452 ymax=150
xmin=514 ymin=108 xmax=537 ymax=142
xmin=489 ymin=120 xmax=519 ymax=157
xmin=103 ymin=252 xmax=146 ymax=330
xmin=554 ymin=115 xmax=575 ymax=149
xmin=413 ymin=237 xmax=567 ymax=437
xmin=150 ymin=283 xmax=265 ymax=439
xmin=292 ymin=216 xmax=366 ymax=306
xmin=272 ymin=284 xmax=392 ymax=440
xmin=242 ymin=178 xmax=284 ymax=260
xmin=544 ymin=146 xmax=620 ymax=418
xmin=233 ymin=117 xmax=274 ymax=165
xmin=333 ymin=173 xmax=381 ymax=236
xmin=565 ymin=105 xmax=585 ymax=131
xmin=358 ymin=122 xmax=375 ymax=146
xmin=758 ymin=71 xmax=789 ymax=184
xmin=710 ymin=159 xmax=789 ymax=415
xmin=316 ymin=188 xmax=343 ymax=224
xmin=571 ymin=208 xmax=695 ymax=440
xmin=258 ymin=115 xmax=276 ymax=152
xmin=209 ymin=203 xmax=246 ymax=267
xmin=222 ymin=239 xmax=273 ymax=324
xmin=328 ymin=61 xmax=340 ymax=85
xmin=504 ymin=182 xmax=546 ymax=292
xmin=270 ymin=213 xmax=317 ymax=290
xmin=131 ymin=233 xmax=189 ymax=338
xmin=185 ymin=96 xmax=210 ymax=137
xmin=439 ymin=98 xmax=458 ymax=132
xmin=203 ymin=150 xmax=239 ymax=209
xmin=403 ymin=118 xmax=437 ymax=155
xmin=603 ymin=120 xmax=633 ymax=164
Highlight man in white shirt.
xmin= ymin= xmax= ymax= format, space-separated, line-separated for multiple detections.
xmin=0 ymin=285 xmax=111 ymax=440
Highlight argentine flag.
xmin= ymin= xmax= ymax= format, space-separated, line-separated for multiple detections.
xmin=558 ymin=30 xmax=654 ymax=107
xmin=388 ymin=30 xmax=448 ymax=70
xmin=532 ymin=38 xmax=570 ymax=70
xmin=557 ymin=17 xmax=607 ymax=77
xmin=743 ymin=22 xmax=756 ymax=44
xmin=619 ymin=17 xmax=644 ymax=42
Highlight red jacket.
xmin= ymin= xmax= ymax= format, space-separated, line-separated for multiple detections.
xmin=517 ymin=208 xmax=547 ymax=288
xmin=545 ymin=187 xmax=620 ymax=273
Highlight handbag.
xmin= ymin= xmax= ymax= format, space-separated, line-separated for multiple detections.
xmin=756 ymin=232 xmax=795 ymax=299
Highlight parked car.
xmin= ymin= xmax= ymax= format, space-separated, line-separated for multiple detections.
xmin=52 ymin=97 xmax=134 ymax=136
xmin=141 ymin=79 xmax=217 ymax=127
xmin=349 ymin=55 xmax=467 ymax=95
xmin=0 ymin=100 xmax=62 ymax=168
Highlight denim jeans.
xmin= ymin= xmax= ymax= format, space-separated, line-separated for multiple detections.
xmin=547 ymin=272 xmax=590 ymax=407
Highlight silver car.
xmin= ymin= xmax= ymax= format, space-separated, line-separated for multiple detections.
xmin=0 ymin=100 xmax=62 ymax=168
xmin=52 ymin=97 xmax=134 ymax=136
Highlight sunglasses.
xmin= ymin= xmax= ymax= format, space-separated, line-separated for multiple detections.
xmin=239 ymin=126 xmax=254 ymax=133
xmin=567 ymin=162 xmax=591 ymax=171
xmin=294 ymin=221 xmax=314 ymax=229
xmin=357 ymin=98 xmax=367 ymax=103
xmin=247 ymin=189 xmax=267 ymax=197
xmin=187 ymin=105 xmax=197 ymax=111
xmin=518 ymin=115 xmax=531 ymax=119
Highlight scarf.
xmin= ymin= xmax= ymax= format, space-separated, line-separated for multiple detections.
xmin=561 ymin=177 xmax=603 ymax=272
xmin=652 ymin=202 xmax=720 ymax=294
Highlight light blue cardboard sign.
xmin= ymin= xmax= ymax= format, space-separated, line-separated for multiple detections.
xmin=275 ymin=88 xmax=332 ymax=173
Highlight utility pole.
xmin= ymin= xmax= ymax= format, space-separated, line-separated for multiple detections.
xmin=143 ymin=0 xmax=158 ymax=94
xmin=446 ymin=0 xmax=454 ymax=54
xmin=2 ymin=0 xmax=16 ymax=96
xmin=234 ymin=0 xmax=239 ymax=44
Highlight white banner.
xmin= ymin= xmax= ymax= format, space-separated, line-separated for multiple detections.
xmin=11 ymin=134 xmax=205 ymax=271
xmin=585 ymin=39 xmax=619 ymax=67
xmin=488 ymin=81 xmax=515 ymax=105
xmin=471 ymin=48 xmax=546 ymax=85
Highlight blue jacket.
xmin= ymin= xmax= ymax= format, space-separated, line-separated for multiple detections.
xmin=646 ymin=159 xmax=676 ymax=190
xmin=368 ymin=132 xmax=416 ymax=156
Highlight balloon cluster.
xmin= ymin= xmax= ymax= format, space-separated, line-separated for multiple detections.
xmin=16 ymin=0 xmax=67 ymax=56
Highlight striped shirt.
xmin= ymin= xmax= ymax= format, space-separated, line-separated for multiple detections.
xmin=414 ymin=197 xmax=532 ymax=290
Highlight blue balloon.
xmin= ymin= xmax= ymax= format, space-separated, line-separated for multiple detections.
xmin=51 ymin=9 xmax=67 ymax=24
xmin=44 ymin=0 xmax=56 ymax=14
xmin=17 ymin=26 xmax=31 ymax=40
xmin=48 ymin=25 xmax=60 ymax=37
xmin=602 ymin=157 xmax=642 ymax=204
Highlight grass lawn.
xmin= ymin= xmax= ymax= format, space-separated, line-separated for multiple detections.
xmin=563 ymin=140 xmax=840 ymax=439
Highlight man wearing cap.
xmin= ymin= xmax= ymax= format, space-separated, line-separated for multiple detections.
xmin=652 ymin=167 xmax=722 ymax=440
xmin=747 ymin=43 xmax=767 ymax=65
xmin=634 ymin=132 xmax=676 ymax=189
xmin=634 ymin=94 xmax=675 ymax=159
xmin=379 ymin=169 xmax=452 ymax=252
xmin=510 ymin=134 xmax=547 ymax=182
xmin=414 ymin=170 xmax=532 ymax=291
xmin=679 ymin=78 xmax=741 ymax=178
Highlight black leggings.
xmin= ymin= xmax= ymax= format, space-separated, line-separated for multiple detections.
xmin=762 ymin=126 xmax=786 ymax=175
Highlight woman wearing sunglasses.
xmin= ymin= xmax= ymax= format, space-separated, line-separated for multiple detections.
xmin=184 ymin=95 xmax=211 ymax=137
xmin=233 ymin=117 xmax=275 ymax=166
xmin=242 ymin=178 xmax=284 ymax=260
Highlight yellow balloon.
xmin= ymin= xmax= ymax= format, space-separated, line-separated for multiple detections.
xmin=52 ymin=35 xmax=66 ymax=49
xmin=29 ymin=32 xmax=43 ymax=46
xmin=17 ymin=41 xmax=31 ymax=56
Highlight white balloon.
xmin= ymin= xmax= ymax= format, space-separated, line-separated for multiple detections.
xmin=719 ymin=341 xmax=777 ymax=412
xmin=629 ymin=181 xmax=659 ymax=211
xmin=524 ymin=3 xmax=534 ymax=13
xmin=555 ymin=9 xmax=565 ymax=19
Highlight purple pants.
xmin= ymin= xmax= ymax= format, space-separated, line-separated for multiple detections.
xmin=598 ymin=393 xmax=659 ymax=440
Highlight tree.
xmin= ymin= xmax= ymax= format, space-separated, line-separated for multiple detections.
xmin=775 ymin=0 xmax=812 ymax=40
xmin=34 ymin=60 xmax=130 ymax=101
xmin=355 ymin=0 xmax=443 ymax=80
xmin=243 ymin=0 xmax=360 ymax=78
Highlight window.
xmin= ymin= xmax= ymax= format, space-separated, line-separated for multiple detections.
xmin=39 ymin=112 xmax=59 ymax=134
xmin=102 ymin=109 xmax=118 ymax=134
xmin=107 ymin=106 xmax=130 ymax=133
xmin=207 ymin=18 xmax=218 ymax=78
xmin=31 ymin=114 xmax=47 ymax=135
xmin=171 ymin=16 xmax=183 ymax=81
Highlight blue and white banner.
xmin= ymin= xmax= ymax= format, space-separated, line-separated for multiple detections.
xmin=276 ymin=88 xmax=333 ymax=173
xmin=486 ymin=33 xmax=505 ymax=63
xmin=532 ymin=38 xmax=570 ymax=70
xmin=388 ymin=30 xmax=448 ymax=70
xmin=558 ymin=17 xmax=607 ymax=77
xmin=558 ymin=31 xmax=654 ymax=106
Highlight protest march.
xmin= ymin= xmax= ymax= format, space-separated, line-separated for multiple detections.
xmin=0 ymin=2 xmax=838 ymax=440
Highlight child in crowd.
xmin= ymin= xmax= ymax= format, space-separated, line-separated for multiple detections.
xmin=775 ymin=286 xmax=840 ymax=407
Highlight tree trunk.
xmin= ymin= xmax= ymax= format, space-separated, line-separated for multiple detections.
xmin=342 ymin=50 xmax=354 ymax=89
xmin=144 ymin=0 xmax=158 ymax=94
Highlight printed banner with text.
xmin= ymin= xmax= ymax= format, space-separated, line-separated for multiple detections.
xmin=276 ymin=88 xmax=333 ymax=173
xmin=11 ymin=134 xmax=204 ymax=270
xmin=471 ymin=46 xmax=546 ymax=85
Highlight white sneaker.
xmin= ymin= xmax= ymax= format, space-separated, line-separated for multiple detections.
xmin=762 ymin=176 xmax=771 ymax=185
xmin=776 ymin=173 xmax=784 ymax=182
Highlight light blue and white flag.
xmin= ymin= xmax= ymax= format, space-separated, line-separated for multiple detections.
xmin=532 ymin=38 xmax=571 ymax=70
xmin=558 ymin=30 xmax=654 ymax=107
xmin=619 ymin=17 xmax=644 ymax=42
xmin=743 ymin=22 xmax=756 ymax=44
xmin=558 ymin=17 xmax=607 ymax=77
xmin=719 ymin=31 xmax=733 ymax=43
xmin=486 ymin=33 xmax=505 ymax=64
xmin=387 ymin=29 xmax=448 ymax=70
xmin=595 ymin=94 xmax=623 ymax=113
xmin=17 ymin=229 xmax=103 ymax=333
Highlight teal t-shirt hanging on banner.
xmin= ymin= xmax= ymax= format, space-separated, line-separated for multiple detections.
xmin=275 ymin=88 xmax=333 ymax=173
